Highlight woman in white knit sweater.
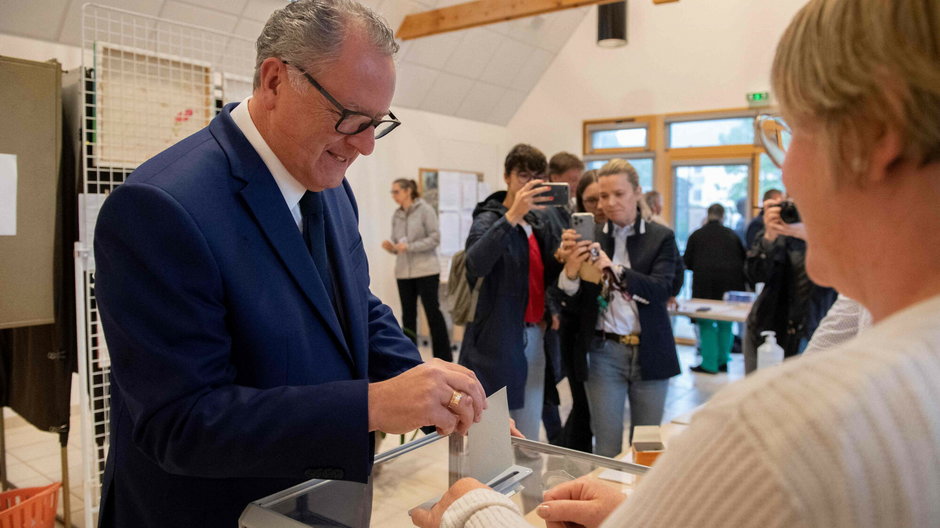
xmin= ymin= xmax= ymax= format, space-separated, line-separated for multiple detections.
xmin=412 ymin=0 xmax=940 ymax=526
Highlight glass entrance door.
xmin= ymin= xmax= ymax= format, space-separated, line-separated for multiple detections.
xmin=671 ymin=161 xmax=751 ymax=340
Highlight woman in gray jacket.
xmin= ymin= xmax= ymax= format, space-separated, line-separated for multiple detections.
xmin=382 ymin=179 xmax=451 ymax=361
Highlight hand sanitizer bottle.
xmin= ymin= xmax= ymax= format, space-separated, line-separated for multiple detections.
xmin=757 ymin=331 xmax=785 ymax=370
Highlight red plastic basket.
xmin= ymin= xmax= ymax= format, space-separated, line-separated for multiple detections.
xmin=0 ymin=483 xmax=61 ymax=528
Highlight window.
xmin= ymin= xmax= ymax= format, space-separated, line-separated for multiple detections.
xmin=590 ymin=127 xmax=647 ymax=150
xmin=583 ymin=117 xmax=654 ymax=155
xmin=671 ymin=162 xmax=750 ymax=252
xmin=758 ymin=153 xmax=785 ymax=204
xmin=668 ymin=117 xmax=755 ymax=149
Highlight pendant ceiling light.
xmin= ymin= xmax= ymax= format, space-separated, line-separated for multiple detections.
xmin=597 ymin=1 xmax=627 ymax=48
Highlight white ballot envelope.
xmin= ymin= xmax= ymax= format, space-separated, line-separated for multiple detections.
xmin=413 ymin=387 xmax=532 ymax=511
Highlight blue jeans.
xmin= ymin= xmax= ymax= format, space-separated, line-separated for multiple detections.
xmin=510 ymin=325 xmax=545 ymax=442
xmin=585 ymin=337 xmax=669 ymax=458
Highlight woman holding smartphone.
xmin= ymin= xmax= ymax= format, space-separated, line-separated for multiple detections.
xmin=382 ymin=179 xmax=451 ymax=361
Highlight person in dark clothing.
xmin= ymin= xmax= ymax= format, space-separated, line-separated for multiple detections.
xmin=744 ymin=196 xmax=837 ymax=373
xmin=553 ymin=170 xmax=601 ymax=452
xmin=557 ymin=159 xmax=680 ymax=457
xmin=745 ymin=188 xmax=784 ymax=249
xmin=459 ymin=144 xmax=562 ymax=442
xmin=683 ymin=203 xmax=747 ymax=374
xmin=539 ymin=153 xmax=583 ymax=444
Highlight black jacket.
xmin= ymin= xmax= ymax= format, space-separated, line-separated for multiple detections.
xmin=745 ymin=230 xmax=837 ymax=356
xmin=564 ymin=217 xmax=681 ymax=382
xmin=459 ymin=191 xmax=561 ymax=409
xmin=683 ymin=220 xmax=747 ymax=300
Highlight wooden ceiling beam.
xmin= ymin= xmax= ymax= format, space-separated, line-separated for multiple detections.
xmin=396 ymin=0 xmax=622 ymax=41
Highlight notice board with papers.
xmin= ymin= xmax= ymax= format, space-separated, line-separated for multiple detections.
xmin=418 ymin=168 xmax=487 ymax=280
xmin=0 ymin=56 xmax=62 ymax=329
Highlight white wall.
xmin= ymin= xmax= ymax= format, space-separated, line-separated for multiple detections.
xmin=347 ymin=106 xmax=508 ymax=313
xmin=0 ymin=33 xmax=82 ymax=70
xmin=506 ymin=0 xmax=808 ymax=156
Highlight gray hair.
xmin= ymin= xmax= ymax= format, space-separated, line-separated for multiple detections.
xmin=253 ymin=0 xmax=399 ymax=90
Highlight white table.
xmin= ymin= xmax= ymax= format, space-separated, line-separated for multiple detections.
xmin=671 ymin=298 xmax=752 ymax=323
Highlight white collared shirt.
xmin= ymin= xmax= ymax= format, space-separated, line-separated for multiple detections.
xmin=230 ymin=97 xmax=307 ymax=232
xmin=558 ymin=220 xmax=643 ymax=335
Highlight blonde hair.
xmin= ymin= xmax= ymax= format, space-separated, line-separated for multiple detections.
xmin=772 ymin=0 xmax=940 ymax=183
xmin=598 ymin=159 xmax=640 ymax=188
xmin=597 ymin=159 xmax=652 ymax=220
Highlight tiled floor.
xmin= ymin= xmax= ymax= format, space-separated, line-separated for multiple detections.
xmin=1 ymin=343 xmax=742 ymax=527
xmin=2 ymin=404 xmax=85 ymax=527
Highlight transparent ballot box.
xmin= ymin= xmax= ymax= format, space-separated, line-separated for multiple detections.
xmin=239 ymin=433 xmax=648 ymax=528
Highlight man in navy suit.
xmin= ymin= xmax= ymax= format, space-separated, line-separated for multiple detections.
xmin=93 ymin=1 xmax=485 ymax=526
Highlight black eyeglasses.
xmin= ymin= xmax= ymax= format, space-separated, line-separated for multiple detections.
xmin=283 ymin=60 xmax=400 ymax=139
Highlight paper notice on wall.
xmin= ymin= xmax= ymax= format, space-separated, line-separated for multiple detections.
xmin=438 ymin=171 xmax=462 ymax=210
xmin=0 ymin=154 xmax=17 ymax=236
xmin=439 ymin=211 xmax=462 ymax=256
xmin=79 ymin=193 xmax=109 ymax=271
xmin=461 ymin=173 xmax=478 ymax=209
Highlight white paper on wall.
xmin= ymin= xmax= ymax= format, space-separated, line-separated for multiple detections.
xmin=78 ymin=193 xmax=108 ymax=271
xmin=437 ymin=171 xmax=462 ymax=210
xmin=0 ymin=154 xmax=17 ymax=236
xmin=439 ymin=211 xmax=462 ymax=256
xmin=461 ymin=173 xmax=478 ymax=209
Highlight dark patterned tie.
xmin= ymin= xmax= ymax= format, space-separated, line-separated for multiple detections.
xmin=299 ymin=191 xmax=334 ymax=300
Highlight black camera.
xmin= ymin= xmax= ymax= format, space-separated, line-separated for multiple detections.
xmin=772 ymin=200 xmax=801 ymax=224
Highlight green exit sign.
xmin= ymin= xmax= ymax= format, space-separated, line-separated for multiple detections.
xmin=747 ymin=91 xmax=772 ymax=107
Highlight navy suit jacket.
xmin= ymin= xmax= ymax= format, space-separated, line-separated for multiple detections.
xmin=93 ymin=103 xmax=421 ymax=527
xmin=565 ymin=217 xmax=681 ymax=383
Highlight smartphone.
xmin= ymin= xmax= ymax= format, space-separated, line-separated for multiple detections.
xmin=571 ymin=212 xmax=595 ymax=242
xmin=541 ymin=182 xmax=570 ymax=207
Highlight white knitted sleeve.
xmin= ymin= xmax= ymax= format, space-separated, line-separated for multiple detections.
xmin=804 ymin=294 xmax=870 ymax=355
xmin=440 ymin=488 xmax=529 ymax=528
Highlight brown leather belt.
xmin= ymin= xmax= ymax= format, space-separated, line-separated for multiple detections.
xmin=595 ymin=330 xmax=640 ymax=346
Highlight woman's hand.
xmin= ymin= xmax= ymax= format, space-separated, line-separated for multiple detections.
xmin=537 ymin=477 xmax=627 ymax=528
xmin=382 ymin=240 xmax=396 ymax=254
xmin=509 ymin=417 xmax=524 ymax=438
xmin=395 ymin=242 xmax=408 ymax=253
xmin=588 ymin=243 xmax=613 ymax=273
xmin=410 ymin=478 xmax=490 ymax=528
xmin=560 ymin=230 xmax=593 ymax=279
xmin=556 ymin=229 xmax=579 ymax=263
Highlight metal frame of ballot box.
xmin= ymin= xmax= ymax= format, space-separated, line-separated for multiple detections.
xmin=239 ymin=434 xmax=648 ymax=528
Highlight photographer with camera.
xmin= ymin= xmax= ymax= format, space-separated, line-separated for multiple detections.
xmin=743 ymin=195 xmax=836 ymax=373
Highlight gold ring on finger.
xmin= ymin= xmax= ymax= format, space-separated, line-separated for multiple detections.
xmin=447 ymin=390 xmax=464 ymax=412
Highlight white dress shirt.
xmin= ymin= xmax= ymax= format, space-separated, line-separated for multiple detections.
xmin=558 ymin=221 xmax=642 ymax=335
xmin=230 ymin=97 xmax=307 ymax=232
